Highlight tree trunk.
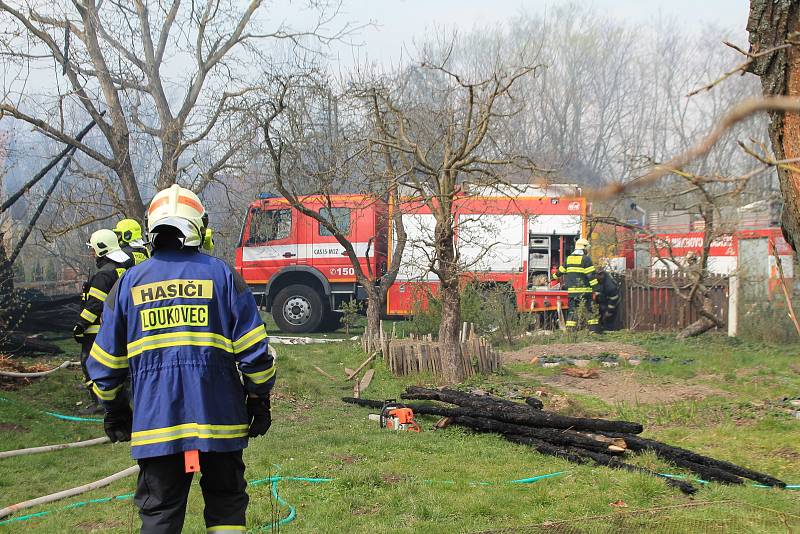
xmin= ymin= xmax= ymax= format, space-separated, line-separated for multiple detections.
xmin=115 ymin=149 xmax=146 ymax=219
xmin=747 ymin=0 xmax=800 ymax=250
xmin=677 ymin=295 xmax=722 ymax=338
xmin=438 ymin=282 xmax=464 ymax=383
xmin=365 ymin=287 xmax=382 ymax=354
xmin=157 ymin=125 xmax=180 ymax=190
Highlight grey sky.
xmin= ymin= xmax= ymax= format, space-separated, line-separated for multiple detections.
xmin=320 ymin=0 xmax=751 ymax=65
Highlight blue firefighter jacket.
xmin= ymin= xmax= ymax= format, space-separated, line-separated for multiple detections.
xmin=86 ymin=248 xmax=275 ymax=460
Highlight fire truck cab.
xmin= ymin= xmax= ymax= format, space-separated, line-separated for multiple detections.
xmin=236 ymin=187 xmax=587 ymax=333
xmin=236 ymin=194 xmax=386 ymax=333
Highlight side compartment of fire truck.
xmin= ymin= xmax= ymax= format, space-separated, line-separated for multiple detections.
xmin=386 ymin=195 xmax=584 ymax=316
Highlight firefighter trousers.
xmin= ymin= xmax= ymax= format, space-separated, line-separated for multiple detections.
xmin=80 ymin=335 xmax=96 ymax=387
xmin=566 ymin=294 xmax=599 ymax=332
xmin=134 ymin=450 xmax=248 ymax=533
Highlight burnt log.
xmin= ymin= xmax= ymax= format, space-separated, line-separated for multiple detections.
xmin=450 ymin=415 xmax=625 ymax=453
xmin=0 ymin=332 xmax=63 ymax=354
xmin=667 ymin=458 xmax=744 ymax=486
xmin=525 ymin=397 xmax=544 ymax=409
xmin=401 ymin=387 xmax=643 ymax=434
xmin=505 ymin=434 xmax=697 ymax=495
xmin=404 ymin=386 xmax=542 ymax=410
xmin=342 ymin=398 xmax=626 ymax=453
xmin=603 ymin=433 xmax=785 ymax=488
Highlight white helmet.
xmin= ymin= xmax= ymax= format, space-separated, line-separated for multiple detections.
xmin=87 ymin=229 xmax=130 ymax=263
xmin=575 ymin=238 xmax=590 ymax=250
xmin=146 ymin=184 xmax=206 ymax=248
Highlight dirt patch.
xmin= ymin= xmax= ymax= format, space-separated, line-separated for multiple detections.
xmin=503 ymin=342 xmax=650 ymax=363
xmin=381 ymin=473 xmax=407 ymax=485
xmin=771 ymin=447 xmax=800 ymax=460
xmin=352 ymin=504 xmax=380 ymax=516
xmin=0 ymin=422 xmax=27 ymax=432
xmin=332 ymin=453 xmax=364 ymax=465
xmin=532 ymin=371 xmax=724 ymax=405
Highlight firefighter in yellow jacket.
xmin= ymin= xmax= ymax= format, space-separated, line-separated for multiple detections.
xmin=114 ymin=218 xmax=150 ymax=267
xmin=552 ymin=238 xmax=600 ymax=332
xmin=73 ymin=229 xmax=129 ymax=412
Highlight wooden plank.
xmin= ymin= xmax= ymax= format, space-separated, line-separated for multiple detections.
xmin=313 ymin=365 xmax=336 ymax=381
xmin=344 ymin=367 xmax=355 ymax=377
xmin=359 ymin=369 xmax=375 ymax=393
xmin=347 ymin=351 xmax=378 ymax=381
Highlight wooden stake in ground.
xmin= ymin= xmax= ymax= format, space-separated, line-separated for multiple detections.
xmin=347 ymin=351 xmax=379 ymax=381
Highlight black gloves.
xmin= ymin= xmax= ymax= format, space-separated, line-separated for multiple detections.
xmin=104 ymin=399 xmax=133 ymax=443
xmin=73 ymin=324 xmax=85 ymax=344
xmin=247 ymin=395 xmax=271 ymax=437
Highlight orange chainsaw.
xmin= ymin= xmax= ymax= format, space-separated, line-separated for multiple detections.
xmin=369 ymin=401 xmax=421 ymax=432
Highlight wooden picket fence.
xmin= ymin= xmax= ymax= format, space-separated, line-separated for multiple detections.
xmin=385 ymin=323 xmax=500 ymax=377
xmin=618 ymin=269 xmax=729 ymax=331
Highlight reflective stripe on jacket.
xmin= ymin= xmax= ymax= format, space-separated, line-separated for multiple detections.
xmin=122 ymin=243 xmax=151 ymax=268
xmin=553 ymin=250 xmax=598 ymax=293
xmin=76 ymin=260 xmax=125 ymax=337
xmin=86 ymin=248 xmax=275 ymax=459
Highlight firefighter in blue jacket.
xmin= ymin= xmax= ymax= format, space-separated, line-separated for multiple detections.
xmin=552 ymin=238 xmax=600 ymax=332
xmin=87 ymin=184 xmax=275 ymax=533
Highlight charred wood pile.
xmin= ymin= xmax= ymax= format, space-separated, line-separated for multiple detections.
xmin=343 ymin=387 xmax=786 ymax=495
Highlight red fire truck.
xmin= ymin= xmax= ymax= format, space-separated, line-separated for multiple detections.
xmin=235 ymin=187 xmax=588 ymax=333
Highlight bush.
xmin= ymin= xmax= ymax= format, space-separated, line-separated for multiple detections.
xmin=405 ymin=282 xmax=533 ymax=345
xmin=738 ymin=295 xmax=800 ymax=344
xmin=340 ymin=299 xmax=362 ymax=335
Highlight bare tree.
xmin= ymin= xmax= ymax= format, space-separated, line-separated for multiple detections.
xmin=0 ymin=0 xmax=349 ymax=217
xmin=367 ymin=48 xmax=541 ymax=382
xmin=251 ymin=71 xmax=409 ymax=352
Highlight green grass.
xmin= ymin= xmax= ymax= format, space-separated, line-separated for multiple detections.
xmin=0 ymin=330 xmax=799 ymax=532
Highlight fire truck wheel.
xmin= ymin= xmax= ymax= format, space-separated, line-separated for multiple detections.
xmin=272 ymin=284 xmax=326 ymax=333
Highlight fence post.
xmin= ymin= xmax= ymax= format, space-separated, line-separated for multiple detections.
xmin=727 ymin=275 xmax=738 ymax=337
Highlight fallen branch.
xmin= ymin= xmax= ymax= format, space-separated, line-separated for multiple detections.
xmin=771 ymin=241 xmax=800 ymax=337
xmin=0 ymin=465 xmax=140 ymax=519
xmin=0 ymin=436 xmax=110 ymax=459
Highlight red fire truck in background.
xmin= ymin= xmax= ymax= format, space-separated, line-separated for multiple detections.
xmin=235 ymin=187 xmax=587 ymax=333
xmin=597 ymin=204 xmax=794 ymax=297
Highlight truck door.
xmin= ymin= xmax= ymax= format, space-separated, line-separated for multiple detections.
xmin=240 ymin=205 xmax=297 ymax=283
xmin=311 ymin=206 xmax=357 ymax=281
